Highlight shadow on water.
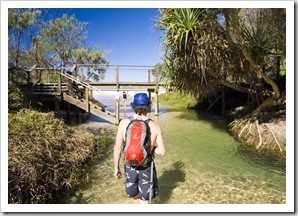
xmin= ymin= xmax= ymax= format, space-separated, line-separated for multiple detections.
xmin=236 ymin=143 xmax=286 ymax=175
xmin=154 ymin=161 xmax=186 ymax=204
xmin=173 ymin=109 xmax=229 ymax=132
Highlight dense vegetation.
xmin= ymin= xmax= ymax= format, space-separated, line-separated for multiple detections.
xmin=156 ymin=8 xmax=286 ymax=157
xmin=8 ymin=83 xmax=113 ymax=204
xmin=156 ymin=8 xmax=286 ymax=115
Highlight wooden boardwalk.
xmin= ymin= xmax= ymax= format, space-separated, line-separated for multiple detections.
xmin=28 ymin=65 xmax=164 ymax=124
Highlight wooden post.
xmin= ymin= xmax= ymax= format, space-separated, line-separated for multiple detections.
xmin=148 ymin=70 xmax=151 ymax=83
xmin=57 ymin=70 xmax=62 ymax=95
xmin=155 ymin=92 xmax=159 ymax=116
xmin=115 ymin=99 xmax=120 ymax=124
xmin=116 ymin=65 xmax=119 ymax=89
xmin=155 ymin=67 xmax=159 ymax=116
xmin=148 ymin=90 xmax=152 ymax=102
xmin=155 ymin=66 xmax=159 ymax=93
xmin=85 ymin=87 xmax=90 ymax=113
xmin=71 ymin=64 xmax=77 ymax=74
xmin=90 ymin=89 xmax=93 ymax=99
xmin=56 ymin=69 xmax=62 ymax=118
xmin=66 ymin=73 xmax=71 ymax=92
xmin=26 ymin=65 xmax=36 ymax=88
xmin=206 ymin=92 xmax=223 ymax=111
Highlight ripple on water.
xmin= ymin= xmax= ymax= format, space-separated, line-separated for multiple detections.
xmin=61 ymin=108 xmax=286 ymax=206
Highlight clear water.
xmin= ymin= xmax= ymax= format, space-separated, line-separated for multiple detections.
xmin=62 ymin=93 xmax=286 ymax=205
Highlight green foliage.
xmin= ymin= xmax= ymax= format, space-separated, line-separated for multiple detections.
xmin=90 ymin=133 xmax=113 ymax=162
xmin=159 ymin=91 xmax=198 ymax=109
xmin=151 ymin=63 xmax=162 ymax=81
xmin=8 ymin=110 xmax=112 ymax=203
xmin=8 ymin=82 xmax=28 ymax=112
xmin=8 ymin=9 xmax=109 ymax=81
xmin=8 ymin=9 xmax=41 ymax=67
xmin=73 ymin=46 xmax=109 ymax=81
xmin=157 ymin=8 xmax=230 ymax=98
xmin=8 ymin=8 xmax=40 ymax=30
xmin=239 ymin=8 xmax=286 ymax=57
xmin=37 ymin=14 xmax=88 ymax=68
xmin=156 ymin=8 xmax=286 ymax=112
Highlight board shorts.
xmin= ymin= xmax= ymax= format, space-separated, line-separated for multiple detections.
xmin=124 ymin=162 xmax=158 ymax=201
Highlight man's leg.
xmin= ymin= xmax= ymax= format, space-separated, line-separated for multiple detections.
xmin=138 ymin=199 xmax=149 ymax=204
xmin=132 ymin=196 xmax=139 ymax=204
xmin=137 ymin=165 xmax=155 ymax=204
xmin=125 ymin=165 xmax=140 ymax=203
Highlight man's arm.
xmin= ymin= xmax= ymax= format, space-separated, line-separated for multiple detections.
xmin=113 ymin=119 xmax=130 ymax=179
xmin=153 ymin=123 xmax=166 ymax=156
xmin=113 ymin=123 xmax=124 ymax=179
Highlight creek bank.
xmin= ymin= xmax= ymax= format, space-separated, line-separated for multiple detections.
xmin=159 ymin=92 xmax=286 ymax=162
xmin=227 ymin=106 xmax=286 ymax=162
xmin=196 ymin=103 xmax=286 ymax=162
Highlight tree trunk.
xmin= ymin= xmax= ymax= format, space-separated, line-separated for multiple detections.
xmin=226 ymin=9 xmax=281 ymax=100
xmin=208 ymin=70 xmax=251 ymax=94
xmin=252 ymin=96 xmax=276 ymax=116
xmin=223 ymin=9 xmax=282 ymax=116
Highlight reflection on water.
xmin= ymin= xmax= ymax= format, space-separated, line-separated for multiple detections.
xmin=61 ymin=97 xmax=286 ymax=205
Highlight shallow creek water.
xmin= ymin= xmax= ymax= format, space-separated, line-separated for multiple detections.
xmin=61 ymin=95 xmax=286 ymax=206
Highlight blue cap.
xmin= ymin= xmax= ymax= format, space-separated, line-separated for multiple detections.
xmin=133 ymin=93 xmax=149 ymax=107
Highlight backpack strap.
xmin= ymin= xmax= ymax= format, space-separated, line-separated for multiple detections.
xmin=127 ymin=117 xmax=152 ymax=126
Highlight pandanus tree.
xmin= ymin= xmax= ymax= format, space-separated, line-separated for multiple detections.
xmin=223 ymin=8 xmax=286 ymax=115
xmin=157 ymin=8 xmax=286 ymax=115
xmin=157 ymin=8 xmax=243 ymax=99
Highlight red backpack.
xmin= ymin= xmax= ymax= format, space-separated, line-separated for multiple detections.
xmin=123 ymin=119 xmax=152 ymax=167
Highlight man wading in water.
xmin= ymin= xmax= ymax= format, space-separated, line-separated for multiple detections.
xmin=113 ymin=93 xmax=166 ymax=204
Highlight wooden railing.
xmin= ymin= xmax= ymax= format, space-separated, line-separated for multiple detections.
xmin=14 ymin=64 xmax=164 ymax=124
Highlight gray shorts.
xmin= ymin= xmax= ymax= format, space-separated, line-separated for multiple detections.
xmin=124 ymin=162 xmax=158 ymax=201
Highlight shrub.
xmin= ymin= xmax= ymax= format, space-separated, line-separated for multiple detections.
xmin=8 ymin=82 xmax=27 ymax=112
xmin=8 ymin=109 xmax=111 ymax=203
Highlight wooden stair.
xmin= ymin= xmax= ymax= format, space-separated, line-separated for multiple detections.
xmin=31 ymin=71 xmax=117 ymax=124
xmin=62 ymin=93 xmax=116 ymax=123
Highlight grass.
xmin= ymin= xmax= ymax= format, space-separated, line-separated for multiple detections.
xmin=158 ymin=91 xmax=198 ymax=109
xmin=8 ymin=109 xmax=113 ymax=204
xmin=8 ymin=81 xmax=114 ymax=204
